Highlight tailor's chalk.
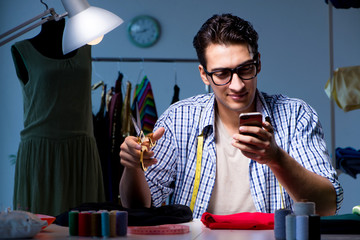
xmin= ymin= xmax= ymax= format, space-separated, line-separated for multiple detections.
xmin=116 ymin=211 xmax=128 ymax=236
xmin=78 ymin=212 xmax=91 ymax=236
xmin=285 ymin=214 xmax=296 ymax=240
xmin=274 ymin=208 xmax=292 ymax=240
xmin=293 ymin=202 xmax=315 ymax=216
xmin=90 ymin=212 xmax=102 ymax=237
xmin=101 ymin=211 xmax=110 ymax=237
xmin=296 ymin=215 xmax=309 ymax=240
xmin=109 ymin=210 xmax=118 ymax=237
xmin=68 ymin=211 xmax=79 ymax=236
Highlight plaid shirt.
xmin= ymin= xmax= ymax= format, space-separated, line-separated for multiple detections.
xmin=145 ymin=90 xmax=343 ymax=218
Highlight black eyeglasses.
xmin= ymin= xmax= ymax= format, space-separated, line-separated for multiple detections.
xmin=203 ymin=55 xmax=259 ymax=86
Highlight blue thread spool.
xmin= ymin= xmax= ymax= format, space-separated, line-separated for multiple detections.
xmin=293 ymin=202 xmax=315 ymax=216
xmin=274 ymin=209 xmax=292 ymax=240
xmin=285 ymin=213 xmax=296 ymax=240
xmin=296 ymin=215 xmax=309 ymax=240
xmin=101 ymin=211 xmax=110 ymax=237
xmin=116 ymin=211 xmax=128 ymax=236
xmin=68 ymin=210 xmax=78 ymax=236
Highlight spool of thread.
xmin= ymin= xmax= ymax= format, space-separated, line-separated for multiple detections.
xmin=285 ymin=214 xmax=296 ymax=240
xmin=116 ymin=211 xmax=128 ymax=236
xmin=296 ymin=215 xmax=309 ymax=240
xmin=308 ymin=214 xmax=320 ymax=240
xmin=293 ymin=202 xmax=315 ymax=216
xmin=274 ymin=208 xmax=292 ymax=240
xmin=68 ymin=211 xmax=79 ymax=236
xmin=101 ymin=211 xmax=110 ymax=237
xmin=109 ymin=210 xmax=118 ymax=237
xmin=90 ymin=212 xmax=102 ymax=237
xmin=78 ymin=212 xmax=91 ymax=236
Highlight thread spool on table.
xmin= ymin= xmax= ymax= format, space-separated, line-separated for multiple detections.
xmin=296 ymin=215 xmax=309 ymax=240
xmin=116 ymin=211 xmax=128 ymax=236
xmin=68 ymin=211 xmax=79 ymax=236
xmin=293 ymin=202 xmax=315 ymax=216
xmin=78 ymin=212 xmax=91 ymax=236
xmin=285 ymin=214 xmax=296 ymax=240
xmin=274 ymin=208 xmax=292 ymax=240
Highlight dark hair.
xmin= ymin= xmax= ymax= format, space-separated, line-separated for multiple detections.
xmin=193 ymin=13 xmax=259 ymax=67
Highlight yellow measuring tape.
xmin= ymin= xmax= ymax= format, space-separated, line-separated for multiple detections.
xmin=190 ymin=133 xmax=204 ymax=212
xmin=189 ymin=98 xmax=210 ymax=213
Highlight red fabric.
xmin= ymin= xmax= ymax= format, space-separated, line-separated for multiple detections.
xmin=201 ymin=212 xmax=274 ymax=230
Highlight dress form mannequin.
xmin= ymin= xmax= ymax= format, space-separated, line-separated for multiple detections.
xmin=11 ymin=18 xmax=105 ymax=216
xmin=11 ymin=18 xmax=76 ymax=84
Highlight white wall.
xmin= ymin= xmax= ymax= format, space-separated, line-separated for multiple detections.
xmin=0 ymin=0 xmax=359 ymax=214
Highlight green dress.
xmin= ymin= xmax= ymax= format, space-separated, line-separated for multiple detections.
xmin=12 ymin=40 xmax=105 ymax=216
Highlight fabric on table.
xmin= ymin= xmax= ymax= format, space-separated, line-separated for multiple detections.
xmin=55 ymin=202 xmax=193 ymax=227
xmin=321 ymin=214 xmax=360 ymax=234
xmin=201 ymin=212 xmax=274 ymax=230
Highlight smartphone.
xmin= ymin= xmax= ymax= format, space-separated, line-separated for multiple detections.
xmin=239 ymin=112 xmax=263 ymax=127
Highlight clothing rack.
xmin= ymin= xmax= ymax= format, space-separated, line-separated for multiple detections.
xmin=328 ymin=2 xmax=336 ymax=167
xmin=91 ymin=57 xmax=198 ymax=63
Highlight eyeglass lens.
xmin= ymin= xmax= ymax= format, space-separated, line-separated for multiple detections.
xmin=211 ymin=63 xmax=257 ymax=85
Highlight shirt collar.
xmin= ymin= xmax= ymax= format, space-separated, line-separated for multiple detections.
xmin=256 ymin=89 xmax=272 ymax=124
xmin=198 ymin=90 xmax=272 ymax=135
xmin=198 ymin=93 xmax=215 ymax=136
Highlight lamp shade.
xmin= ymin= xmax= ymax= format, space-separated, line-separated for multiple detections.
xmin=61 ymin=0 xmax=123 ymax=54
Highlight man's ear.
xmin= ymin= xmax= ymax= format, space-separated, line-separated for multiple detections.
xmin=199 ymin=65 xmax=211 ymax=86
xmin=257 ymin=53 xmax=261 ymax=73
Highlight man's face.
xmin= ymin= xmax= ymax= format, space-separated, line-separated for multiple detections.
xmin=199 ymin=43 xmax=260 ymax=116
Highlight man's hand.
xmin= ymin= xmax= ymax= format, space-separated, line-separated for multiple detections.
xmin=232 ymin=120 xmax=337 ymax=216
xmin=232 ymin=121 xmax=280 ymax=164
xmin=120 ymin=127 xmax=165 ymax=170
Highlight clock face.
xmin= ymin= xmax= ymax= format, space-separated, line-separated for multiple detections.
xmin=128 ymin=15 xmax=161 ymax=48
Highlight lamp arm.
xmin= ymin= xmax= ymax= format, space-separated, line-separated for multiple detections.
xmin=0 ymin=8 xmax=67 ymax=47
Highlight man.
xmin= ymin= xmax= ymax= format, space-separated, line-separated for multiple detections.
xmin=119 ymin=13 xmax=343 ymax=218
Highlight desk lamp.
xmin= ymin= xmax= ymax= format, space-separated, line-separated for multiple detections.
xmin=0 ymin=0 xmax=123 ymax=54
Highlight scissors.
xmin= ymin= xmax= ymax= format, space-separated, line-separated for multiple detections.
xmin=131 ymin=114 xmax=156 ymax=171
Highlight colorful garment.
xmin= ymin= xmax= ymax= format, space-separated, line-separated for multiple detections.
xmin=131 ymin=76 xmax=158 ymax=135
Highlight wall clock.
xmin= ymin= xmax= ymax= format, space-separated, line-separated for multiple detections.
xmin=127 ymin=15 xmax=161 ymax=48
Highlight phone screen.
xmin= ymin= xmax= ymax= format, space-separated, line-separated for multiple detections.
xmin=239 ymin=112 xmax=263 ymax=127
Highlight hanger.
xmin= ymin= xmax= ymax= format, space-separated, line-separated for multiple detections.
xmin=136 ymin=58 xmax=145 ymax=84
xmin=40 ymin=0 xmax=49 ymax=10
xmin=116 ymin=57 xmax=130 ymax=92
xmin=92 ymin=61 xmax=105 ymax=85
xmin=173 ymin=62 xmax=178 ymax=85
xmin=91 ymin=81 xmax=104 ymax=90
